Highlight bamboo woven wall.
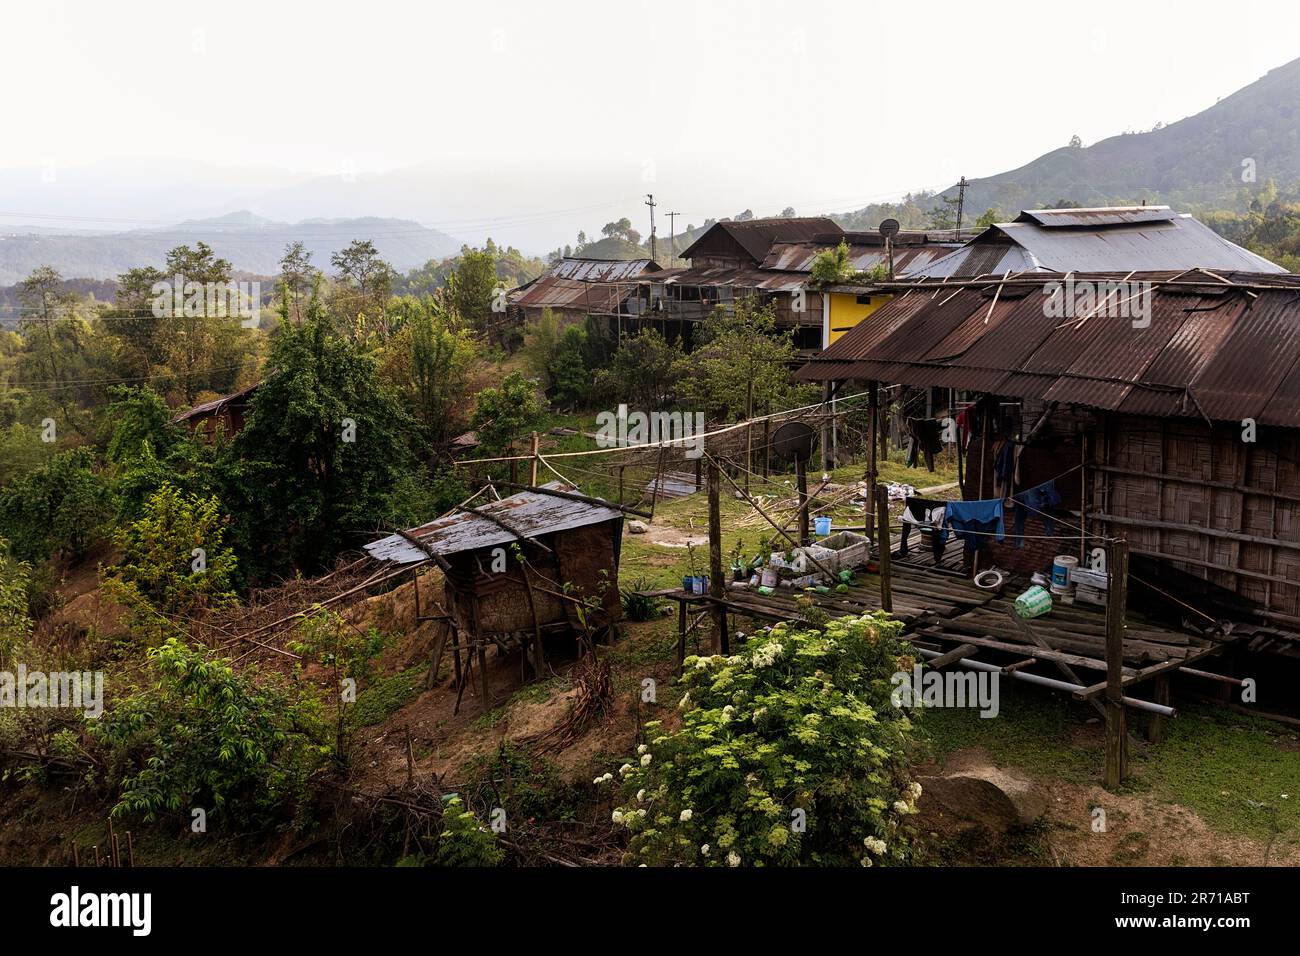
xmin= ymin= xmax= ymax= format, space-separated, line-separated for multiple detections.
xmin=1098 ymin=414 xmax=1300 ymax=628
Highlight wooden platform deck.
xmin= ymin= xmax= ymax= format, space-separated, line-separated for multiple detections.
xmin=662 ymin=560 xmax=1241 ymax=713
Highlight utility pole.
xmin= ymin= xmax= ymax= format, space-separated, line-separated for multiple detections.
xmin=645 ymin=193 xmax=657 ymax=262
xmin=954 ymin=175 xmax=968 ymax=241
xmin=665 ymin=210 xmax=680 ymax=266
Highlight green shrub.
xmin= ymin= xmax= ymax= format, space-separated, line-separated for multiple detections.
xmin=92 ymin=637 xmax=329 ymax=828
xmin=436 ymin=797 xmax=505 ymax=867
xmin=603 ymin=611 xmax=922 ymax=867
xmin=106 ymin=484 xmax=237 ymax=622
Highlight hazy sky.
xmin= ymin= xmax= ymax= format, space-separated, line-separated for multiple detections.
xmin=5 ymin=0 xmax=1300 ymax=247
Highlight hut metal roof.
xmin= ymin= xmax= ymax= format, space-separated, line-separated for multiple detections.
xmin=364 ymin=483 xmax=624 ymax=565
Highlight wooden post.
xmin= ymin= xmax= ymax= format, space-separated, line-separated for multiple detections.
xmin=746 ymin=378 xmax=754 ymax=495
xmin=1104 ymin=538 xmax=1130 ymax=789
xmin=763 ymin=413 xmax=770 ymax=479
xmin=529 ymin=431 xmax=540 ymax=486
xmin=618 ymin=465 xmax=625 ymax=505
xmin=866 ymin=381 xmax=879 ymax=539
xmin=1147 ymin=674 xmax=1170 ymax=743
xmin=875 ymin=484 xmax=893 ymax=612
xmin=676 ymin=598 xmax=687 ymax=675
xmin=706 ymin=454 xmax=730 ymax=654
xmin=795 ymin=452 xmax=810 ymax=547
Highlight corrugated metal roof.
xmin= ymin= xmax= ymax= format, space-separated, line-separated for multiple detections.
xmin=172 ymin=379 xmax=263 ymax=422
xmin=795 ymin=271 xmax=1300 ymax=429
xmin=364 ymin=482 xmax=623 ymax=565
xmin=910 ymin=211 xmax=1283 ymax=278
xmin=508 ymin=275 xmax=633 ymax=312
xmin=679 ymin=217 xmax=842 ymax=264
xmin=1015 ymin=206 xmax=1177 ymax=228
xmin=760 ymin=237 xmax=965 ymax=274
xmin=643 ymin=265 xmax=808 ymax=294
xmin=546 ymin=258 xmax=660 ymax=282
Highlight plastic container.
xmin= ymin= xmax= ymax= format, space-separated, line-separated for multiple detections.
xmin=760 ymin=567 xmax=779 ymax=588
xmin=814 ymin=515 xmax=832 ymax=537
xmin=1015 ymin=585 xmax=1053 ymax=619
xmin=1051 ymin=555 xmax=1078 ymax=589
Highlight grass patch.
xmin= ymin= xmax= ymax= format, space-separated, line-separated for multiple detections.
xmin=348 ymin=668 xmax=424 ymax=729
xmin=919 ymin=683 xmax=1100 ymax=783
xmin=919 ymin=683 xmax=1300 ymax=844
xmin=1134 ymin=702 xmax=1300 ymax=843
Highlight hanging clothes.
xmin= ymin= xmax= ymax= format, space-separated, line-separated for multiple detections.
xmin=945 ymin=499 xmax=1005 ymax=562
xmin=1011 ymin=479 xmax=1063 ymax=548
xmin=906 ymin=418 xmax=943 ymax=472
xmin=899 ymin=497 xmax=948 ymax=562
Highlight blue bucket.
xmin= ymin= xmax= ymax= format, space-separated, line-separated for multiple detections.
xmin=814 ymin=516 xmax=832 ymax=537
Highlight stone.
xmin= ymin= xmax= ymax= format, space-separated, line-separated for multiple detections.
xmin=917 ymin=764 xmax=1046 ymax=835
xmin=627 ymin=520 xmax=649 ymax=534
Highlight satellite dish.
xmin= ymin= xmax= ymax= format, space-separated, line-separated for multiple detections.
xmin=879 ymin=218 xmax=900 ymax=239
xmin=772 ymin=421 xmax=815 ymax=461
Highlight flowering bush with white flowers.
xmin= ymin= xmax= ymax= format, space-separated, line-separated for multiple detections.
xmin=605 ymin=611 xmax=922 ymax=866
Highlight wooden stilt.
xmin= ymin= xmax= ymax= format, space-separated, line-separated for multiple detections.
xmin=1104 ymin=539 xmax=1130 ymax=789
xmin=1147 ymin=674 xmax=1171 ymax=743
xmin=866 ymin=381 xmax=879 ymax=539
xmin=875 ymin=484 xmax=893 ymax=613
xmin=676 ymin=598 xmax=687 ymax=675
xmin=707 ymin=454 xmax=730 ymax=655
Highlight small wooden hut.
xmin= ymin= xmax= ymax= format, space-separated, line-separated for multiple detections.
xmin=364 ymin=482 xmax=624 ymax=711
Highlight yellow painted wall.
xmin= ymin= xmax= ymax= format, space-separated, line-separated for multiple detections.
xmin=827 ymin=291 xmax=892 ymax=346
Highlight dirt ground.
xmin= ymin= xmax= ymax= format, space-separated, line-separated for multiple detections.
xmin=931 ymin=746 xmax=1300 ymax=867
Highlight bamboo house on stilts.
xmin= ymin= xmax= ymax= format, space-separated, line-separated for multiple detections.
xmin=794 ymin=268 xmax=1300 ymax=784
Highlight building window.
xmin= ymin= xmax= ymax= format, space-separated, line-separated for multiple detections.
xmin=856 ymin=295 xmax=872 ymax=305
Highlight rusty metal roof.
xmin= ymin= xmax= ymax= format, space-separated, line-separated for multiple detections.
xmin=679 ymin=217 xmax=842 ymax=264
xmin=508 ymin=275 xmax=633 ymax=312
xmin=795 ymin=271 xmax=1300 ymax=428
xmin=642 ymin=265 xmax=808 ymax=294
xmin=364 ymin=482 xmax=623 ymax=565
xmin=546 ymin=258 xmax=660 ymax=282
xmin=172 ymin=379 xmax=263 ymax=422
xmin=911 ymin=211 xmax=1284 ymax=278
xmin=760 ymin=236 xmax=965 ymax=274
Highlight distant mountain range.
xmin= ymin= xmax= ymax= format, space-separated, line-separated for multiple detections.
xmin=920 ymin=56 xmax=1300 ymax=221
xmin=0 ymin=212 xmax=463 ymax=285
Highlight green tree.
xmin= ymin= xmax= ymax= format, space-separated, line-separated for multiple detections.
xmin=0 ymin=448 xmax=115 ymax=563
xmin=675 ymin=298 xmax=809 ymax=422
xmin=0 ymin=538 xmax=33 ymax=660
xmin=549 ymin=325 xmax=591 ymax=408
xmin=224 ymin=304 xmax=414 ymax=578
xmin=594 ymin=328 xmax=683 ymax=411
xmin=446 ymin=246 xmax=501 ymax=338
xmin=330 ymin=239 xmax=395 ymax=340
xmin=379 ymin=295 xmax=480 ymax=450
xmin=471 ymin=371 xmax=544 ymax=456
xmin=279 ymin=241 xmax=316 ymax=326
